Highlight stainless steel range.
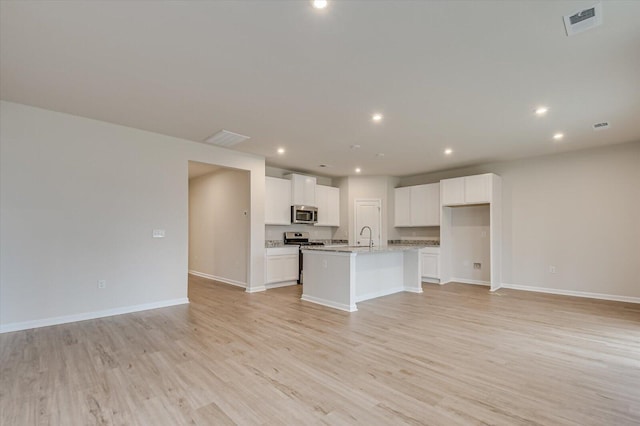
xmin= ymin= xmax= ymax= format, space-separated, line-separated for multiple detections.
xmin=283 ymin=232 xmax=324 ymax=284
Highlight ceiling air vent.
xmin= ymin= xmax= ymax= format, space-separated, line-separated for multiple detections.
xmin=593 ymin=121 xmax=610 ymax=131
xmin=204 ymin=130 xmax=250 ymax=147
xmin=563 ymin=3 xmax=602 ymax=36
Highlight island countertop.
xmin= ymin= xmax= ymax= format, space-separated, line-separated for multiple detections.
xmin=301 ymin=244 xmax=426 ymax=254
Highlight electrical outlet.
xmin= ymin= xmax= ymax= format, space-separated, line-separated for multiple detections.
xmin=152 ymin=229 xmax=165 ymax=238
xmin=549 ymin=265 xmax=557 ymax=274
xmin=474 ymin=263 xmax=481 ymax=270
xmin=97 ymin=280 xmax=106 ymax=289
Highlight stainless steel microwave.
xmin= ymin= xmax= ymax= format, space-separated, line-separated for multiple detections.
xmin=291 ymin=205 xmax=318 ymax=224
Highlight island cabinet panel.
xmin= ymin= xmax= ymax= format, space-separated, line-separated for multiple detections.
xmin=315 ymin=185 xmax=340 ymax=227
xmin=301 ymin=246 xmax=423 ymax=312
xmin=265 ymin=177 xmax=291 ymax=225
xmin=441 ymin=173 xmax=494 ymax=206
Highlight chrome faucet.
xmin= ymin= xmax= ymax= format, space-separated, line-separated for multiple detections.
xmin=359 ymin=226 xmax=374 ymax=249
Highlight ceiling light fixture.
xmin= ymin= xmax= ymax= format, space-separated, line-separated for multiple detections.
xmin=312 ymin=0 xmax=328 ymax=9
xmin=535 ymin=107 xmax=549 ymax=116
xmin=372 ymin=113 xmax=383 ymax=122
xmin=444 ymin=148 xmax=453 ymax=155
xmin=355 ymin=168 xmax=361 ymax=173
xmin=277 ymin=148 xmax=285 ymax=155
xmin=553 ymin=133 xmax=564 ymax=141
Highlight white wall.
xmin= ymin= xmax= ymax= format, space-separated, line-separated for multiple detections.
xmin=265 ymin=225 xmax=333 ymax=242
xmin=450 ymin=205 xmax=490 ymax=283
xmin=0 ymin=101 xmax=266 ymax=331
xmin=400 ymin=141 xmax=640 ymax=298
xmin=335 ymin=176 xmax=399 ymax=245
xmin=189 ymin=168 xmax=249 ymax=285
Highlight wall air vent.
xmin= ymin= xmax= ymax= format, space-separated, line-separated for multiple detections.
xmin=204 ymin=129 xmax=251 ymax=147
xmin=563 ymin=3 xmax=602 ymax=36
xmin=593 ymin=121 xmax=610 ymax=131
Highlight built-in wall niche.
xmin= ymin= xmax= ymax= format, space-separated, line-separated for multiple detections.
xmin=440 ymin=173 xmax=502 ymax=291
xmin=449 ymin=205 xmax=490 ymax=285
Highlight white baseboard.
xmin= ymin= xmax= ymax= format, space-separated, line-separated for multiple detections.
xmin=422 ymin=277 xmax=441 ymax=284
xmin=245 ymin=286 xmax=266 ymax=293
xmin=0 ymin=298 xmax=189 ymax=334
xmin=188 ymin=270 xmax=246 ymax=288
xmin=265 ymin=281 xmax=298 ymax=289
xmin=451 ymin=277 xmax=491 ymax=286
xmin=501 ymin=283 xmax=640 ymax=304
xmin=301 ymin=294 xmax=357 ymax=312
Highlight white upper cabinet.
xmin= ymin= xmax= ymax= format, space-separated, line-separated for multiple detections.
xmin=394 ymin=183 xmax=440 ymax=227
xmin=440 ymin=177 xmax=465 ymax=206
xmin=394 ymin=186 xmax=412 ymax=227
xmin=288 ymin=174 xmax=316 ymax=206
xmin=315 ymin=185 xmax=340 ymax=227
xmin=441 ymin=173 xmax=494 ymax=206
xmin=464 ymin=174 xmax=492 ymax=204
xmin=265 ymin=177 xmax=291 ymax=225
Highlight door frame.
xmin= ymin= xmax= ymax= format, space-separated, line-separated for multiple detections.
xmin=353 ymin=199 xmax=382 ymax=247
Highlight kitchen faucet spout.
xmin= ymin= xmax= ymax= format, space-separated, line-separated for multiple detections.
xmin=359 ymin=226 xmax=373 ymax=249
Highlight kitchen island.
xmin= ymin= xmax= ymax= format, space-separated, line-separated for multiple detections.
xmin=301 ymin=245 xmax=424 ymax=312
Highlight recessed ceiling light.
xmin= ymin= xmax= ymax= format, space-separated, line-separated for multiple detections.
xmin=277 ymin=148 xmax=285 ymax=155
xmin=355 ymin=168 xmax=361 ymax=173
xmin=312 ymin=0 xmax=328 ymax=9
xmin=535 ymin=107 xmax=549 ymax=116
xmin=553 ymin=133 xmax=564 ymax=141
xmin=372 ymin=113 xmax=383 ymax=122
xmin=444 ymin=148 xmax=453 ymax=155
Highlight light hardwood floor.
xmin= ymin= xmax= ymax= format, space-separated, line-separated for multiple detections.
xmin=2 ymin=277 xmax=640 ymax=425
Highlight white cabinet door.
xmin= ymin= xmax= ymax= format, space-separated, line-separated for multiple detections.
xmin=424 ymin=183 xmax=440 ymax=226
xmin=396 ymin=183 xmax=440 ymax=226
xmin=394 ymin=186 xmax=412 ymax=227
xmin=281 ymin=255 xmax=299 ymax=282
xmin=265 ymin=254 xmax=299 ymax=284
xmin=464 ymin=174 xmax=492 ymax=204
xmin=290 ymin=174 xmax=316 ymax=206
xmin=265 ymin=177 xmax=291 ymax=225
xmin=421 ymin=253 xmax=440 ymax=279
xmin=441 ymin=177 xmax=465 ymax=206
xmin=266 ymin=256 xmax=284 ymax=283
xmin=410 ymin=185 xmax=429 ymax=226
xmin=315 ymin=185 xmax=340 ymax=227
xmin=326 ymin=186 xmax=340 ymax=226
xmin=315 ymin=185 xmax=329 ymax=226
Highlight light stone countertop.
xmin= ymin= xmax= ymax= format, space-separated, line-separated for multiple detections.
xmin=302 ymin=244 xmax=426 ymax=254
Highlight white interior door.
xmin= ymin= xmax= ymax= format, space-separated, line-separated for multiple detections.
xmin=354 ymin=199 xmax=382 ymax=247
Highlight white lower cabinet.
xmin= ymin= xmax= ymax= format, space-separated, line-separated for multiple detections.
xmin=265 ymin=247 xmax=299 ymax=286
xmin=420 ymin=247 xmax=440 ymax=281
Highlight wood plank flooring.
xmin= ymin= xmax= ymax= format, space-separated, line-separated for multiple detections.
xmin=2 ymin=277 xmax=640 ymax=425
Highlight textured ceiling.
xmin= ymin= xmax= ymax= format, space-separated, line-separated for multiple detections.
xmin=2 ymin=1 xmax=639 ymax=177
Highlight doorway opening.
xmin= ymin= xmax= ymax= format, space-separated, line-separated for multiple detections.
xmin=188 ymin=161 xmax=250 ymax=289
